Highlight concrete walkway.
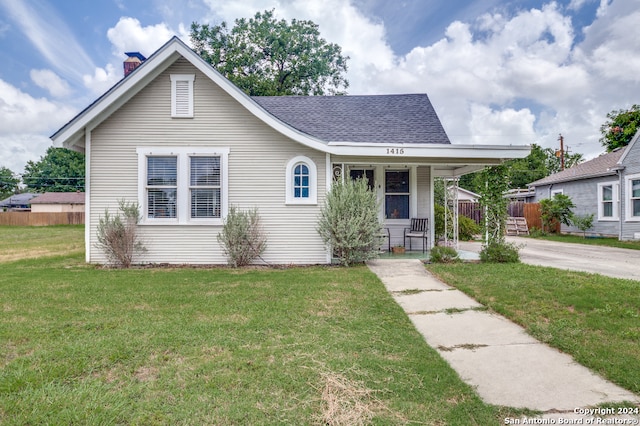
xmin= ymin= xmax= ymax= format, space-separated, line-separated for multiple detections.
xmin=367 ymin=258 xmax=640 ymax=421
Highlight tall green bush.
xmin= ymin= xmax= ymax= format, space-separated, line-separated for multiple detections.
xmin=317 ymin=178 xmax=383 ymax=266
xmin=217 ymin=206 xmax=267 ymax=267
xmin=540 ymin=193 xmax=575 ymax=233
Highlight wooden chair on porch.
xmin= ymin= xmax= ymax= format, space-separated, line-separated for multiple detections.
xmin=404 ymin=218 xmax=429 ymax=252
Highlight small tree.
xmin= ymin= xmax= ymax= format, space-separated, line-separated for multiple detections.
xmin=217 ymin=206 xmax=267 ymax=267
xmin=317 ymin=178 xmax=383 ymax=266
xmin=476 ymin=165 xmax=521 ymax=262
xmin=571 ymin=213 xmax=594 ymax=238
xmin=96 ymin=199 xmax=146 ymax=268
xmin=540 ymin=194 xmax=575 ymax=233
xmin=477 ymin=165 xmax=510 ymax=245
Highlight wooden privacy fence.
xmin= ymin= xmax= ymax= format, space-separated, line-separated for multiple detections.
xmin=0 ymin=212 xmax=84 ymax=226
xmin=458 ymin=201 xmax=546 ymax=232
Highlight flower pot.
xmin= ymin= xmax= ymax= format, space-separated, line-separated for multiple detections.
xmin=392 ymin=246 xmax=406 ymax=254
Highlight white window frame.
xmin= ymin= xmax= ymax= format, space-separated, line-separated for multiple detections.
xmin=137 ymin=147 xmax=229 ymax=225
xmin=384 ymin=169 xmax=411 ymax=220
xmin=170 ymin=74 xmax=195 ymax=118
xmin=550 ymin=188 xmax=564 ymax=197
xmin=285 ymin=156 xmax=317 ymax=205
xmin=625 ymin=173 xmax=640 ymax=222
xmin=597 ymin=181 xmax=619 ymax=221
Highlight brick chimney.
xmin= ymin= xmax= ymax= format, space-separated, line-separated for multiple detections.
xmin=123 ymin=52 xmax=147 ymax=77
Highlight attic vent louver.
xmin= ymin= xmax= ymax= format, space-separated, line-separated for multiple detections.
xmin=170 ymin=74 xmax=195 ymax=118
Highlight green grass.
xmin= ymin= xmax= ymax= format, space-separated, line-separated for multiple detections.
xmin=0 ymin=228 xmax=529 ymax=425
xmin=528 ymin=233 xmax=640 ymax=250
xmin=0 ymin=225 xmax=84 ymax=262
xmin=428 ymin=262 xmax=640 ymax=396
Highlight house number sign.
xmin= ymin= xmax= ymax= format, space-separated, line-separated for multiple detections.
xmin=386 ymin=148 xmax=405 ymax=155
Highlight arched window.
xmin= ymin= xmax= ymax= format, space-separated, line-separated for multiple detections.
xmin=286 ymin=156 xmax=317 ymax=205
xmin=293 ymin=163 xmax=310 ymax=198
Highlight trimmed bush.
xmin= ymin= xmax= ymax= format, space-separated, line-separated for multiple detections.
xmin=459 ymin=215 xmax=481 ymax=241
xmin=96 ymin=199 xmax=146 ymax=268
xmin=217 ymin=206 xmax=267 ymax=267
xmin=479 ymin=242 xmax=520 ymax=263
xmin=317 ymin=178 xmax=383 ymax=266
xmin=429 ymin=246 xmax=460 ymax=263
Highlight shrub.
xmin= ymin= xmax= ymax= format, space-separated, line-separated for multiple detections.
xmin=434 ymin=204 xmax=480 ymax=241
xmin=217 ymin=206 xmax=267 ymax=267
xmin=429 ymin=246 xmax=460 ymax=263
xmin=479 ymin=242 xmax=520 ymax=263
xmin=540 ymin=193 xmax=575 ymax=233
xmin=528 ymin=226 xmax=547 ymax=238
xmin=571 ymin=213 xmax=594 ymax=238
xmin=459 ymin=215 xmax=481 ymax=241
xmin=96 ymin=199 xmax=146 ymax=268
xmin=317 ymin=178 xmax=383 ymax=266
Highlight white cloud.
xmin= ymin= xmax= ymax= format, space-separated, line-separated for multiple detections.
xmin=0 ymin=79 xmax=76 ymax=134
xmin=468 ymin=104 xmax=537 ymax=145
xmin=83 ymin=16 xmax=189 ymax=95
xmin=0 ymin=134 xmax=53 ymax=175
xmin=0 ymin=79 xmax=77 ymax=173
xmin=30 ymin=69 xmax=72 ymax=98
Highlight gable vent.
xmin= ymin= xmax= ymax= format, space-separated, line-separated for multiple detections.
xmin=170 ymin=74 xmax=195 ymax=118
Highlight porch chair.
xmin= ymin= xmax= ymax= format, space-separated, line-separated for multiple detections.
xmin=404 ymin=218 xmax=429 ymax=252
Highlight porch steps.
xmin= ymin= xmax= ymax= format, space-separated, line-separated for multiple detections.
xmin=506 ymin=217 xmax=529 ymax=236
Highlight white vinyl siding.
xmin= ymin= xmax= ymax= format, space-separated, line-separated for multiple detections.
xmin=170 ymin=74 xmax=194 ymax=117
xmin=88 ymin=58 xmax=326 ymax=264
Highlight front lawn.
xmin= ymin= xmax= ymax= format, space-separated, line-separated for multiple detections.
xmin=0 ymin=251 xmax=526 ymax=424
xmin=428 ymin=262 xmax=640 ymax=396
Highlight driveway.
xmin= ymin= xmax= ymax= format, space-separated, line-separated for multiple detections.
xmin=458 ymin=236 xmax=640 ymax=281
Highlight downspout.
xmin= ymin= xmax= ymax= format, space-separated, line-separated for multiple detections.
xmin=615 ymin=166 xmax=625 ymax=241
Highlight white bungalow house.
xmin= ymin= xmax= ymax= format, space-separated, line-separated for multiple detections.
xmin=52 ymin=36 xmax=529 ymax=265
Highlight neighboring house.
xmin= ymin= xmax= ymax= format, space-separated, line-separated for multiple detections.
xmin=505 ymin=188 xmax=536 ymax=203
xmin=29 ymin=192 xmax=85 ymax=213
xmin=51 ymin=36 xmax=529 ymax=265
xmin=0 ymin=193 xmax=37 ymax=211
xmin=453 ymin=187 xmax=480 ymax=202
xmin=528 ymin=130 xmax=640 ymax=240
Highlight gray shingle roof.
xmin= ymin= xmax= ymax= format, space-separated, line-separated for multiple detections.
xmin=0 ymin=193 xmax=37 ymax=207
xmin=528 ymin=148 xmax=624 ymax=187
xmin=251 ymin=94 xmax=451 ymax=144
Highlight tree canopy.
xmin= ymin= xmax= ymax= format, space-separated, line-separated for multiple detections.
xmin=22 ymin=147 xmax=85 ymax=192
xmin=459 ymin=144 xmax=584 ymax=193
xmin=190 ymin=10 xmax=349 ymax=96
xmin=600 ymin=104 xmax=640 ymax=152
xmin=0 ymin=166 xmax=19 ymax=199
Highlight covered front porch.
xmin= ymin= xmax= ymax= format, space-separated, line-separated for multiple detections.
xmin=329 ymin=155 xmax=490 ymax=251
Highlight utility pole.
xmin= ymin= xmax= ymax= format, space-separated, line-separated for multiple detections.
xmin=557 ymin=134 xmax=565 ymax=170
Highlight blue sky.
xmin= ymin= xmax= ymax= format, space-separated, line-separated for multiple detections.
xmin=0 ymin=0 xmax=638 ymax=178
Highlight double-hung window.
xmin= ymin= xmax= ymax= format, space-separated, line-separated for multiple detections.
xmin=597 ymin=182 xmax=619 ymax=221
xmin=626 ymin=173 xmax=640 ymax=221
xmin=147 ymin=156 xmax=177 ymax=218
xmin=385 ymin=170 xmax=409 ymax=219
xmin=138 ymin=147 xmax=229 ymax=224
xmin=190 ymin=157 xmax=221 ymax=218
